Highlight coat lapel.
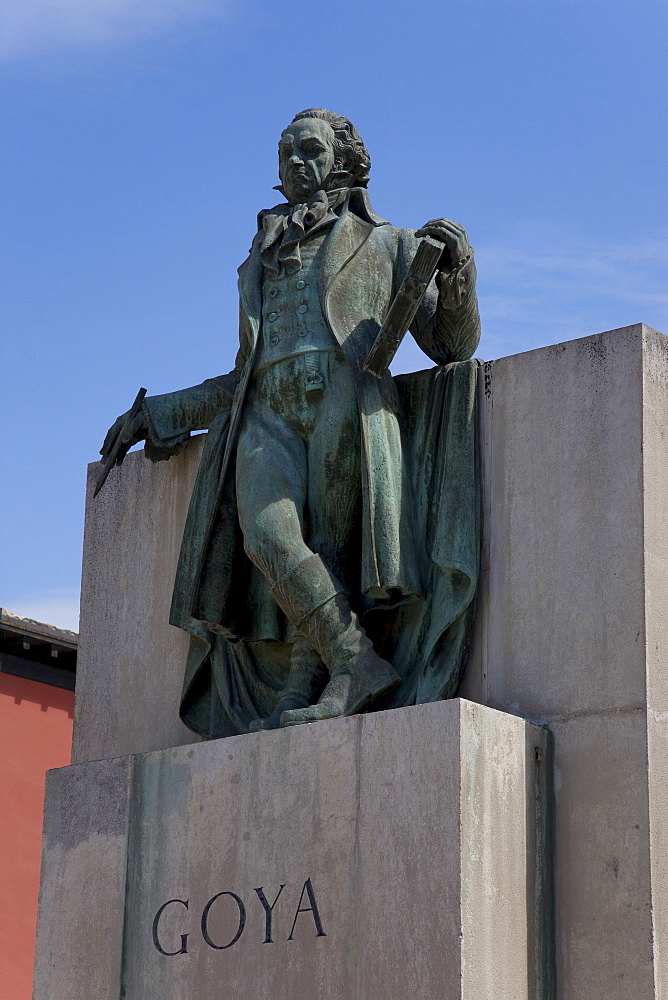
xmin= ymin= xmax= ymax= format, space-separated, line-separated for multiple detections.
xmin=320 ymin=205 xmax=374 ymax=314
xmin=237 ymin=238 xmax=264 ymax=340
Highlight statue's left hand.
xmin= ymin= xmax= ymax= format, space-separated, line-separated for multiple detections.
xmin=415 ymin=218 xmax=471 ymax=271
xmin=100 ymin=407 xmax=149 ymax=465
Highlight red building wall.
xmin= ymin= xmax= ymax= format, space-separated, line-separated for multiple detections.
xmin=0 ymin=672 xmax=74 ymax=1000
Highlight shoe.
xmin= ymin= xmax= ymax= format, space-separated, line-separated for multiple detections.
xmin=280 ymin=647 xmax=399 ymax=726
xmin=248 ymin=633 xmax=327 ymax=732
xmin=270 ymin=555 xmax=400 ymax=726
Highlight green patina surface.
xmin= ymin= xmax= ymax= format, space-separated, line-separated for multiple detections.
xmin=101 ymin=109 xmax=481 ymax=736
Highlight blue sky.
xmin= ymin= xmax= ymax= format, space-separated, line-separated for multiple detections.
xmin=2 ymin=0 xmax=666 ymax=630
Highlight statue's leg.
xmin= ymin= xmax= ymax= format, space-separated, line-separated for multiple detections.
xmin=277 ymin=355 xmax=399 ymax=724
xmin=237 ymin=364 xmax=398 ymax=725
xmin=236 ymin=392 xmax=329 ymax=730
xmin=304 ymin=358 xmax=362 ymax=593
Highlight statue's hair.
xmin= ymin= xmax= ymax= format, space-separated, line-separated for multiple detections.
xmin=290 ymin=108 xmax=371 ymax=188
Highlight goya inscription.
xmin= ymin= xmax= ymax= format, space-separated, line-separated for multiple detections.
xmin=152 ymin=879 xmax=326 ymax=956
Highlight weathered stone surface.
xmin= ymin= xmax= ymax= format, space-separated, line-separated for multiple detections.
xmin=69 ymin=324 xmax=668 ymax=1000
xmin=643 ymin=328 xmax=668 ymax=994
xmin=33 ymin=755 xmax=133 ymax=1000
xmin=461 ymin=323 xmax=668 ymax=999
xmin=473 ymin=325 xmax=647 ymax=718
xmin=356 ymin=703 xmax=538 ymax=1000
xmin=549 ymin=710 xmax=654 ymax=996
xmin=72 ymin=436 xmax=205 ymax=763
xmin=38 ymin=700 xmax=546 ymax=1000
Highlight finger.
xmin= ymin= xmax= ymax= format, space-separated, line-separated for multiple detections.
xmin=430 ymin=231 xmax=470 ymax=262
xmin=416 ymin=221 xmax=464 ymax=240
xmin=100 ymin=431 xmax=120 ymax=458
xmin=428 ymin=217 xmax=465 ymax=232
xmin=415 ymin=225 xmax=454 ymax=239
xmin=439 ymin=223 xmax=467 ymax=240
xmin=435 ymin=218 xmax=465 ymax=232
xmin=120 ymin=414 xmax=144 ymax=446
xmin=425 ymin=222 xmax=468 ymax=244
xmin=415 ymin=222 xmax=444 ymax=237
xmin=417 ymin=219 xmax=468 ymax=240
xmin=417 ymin=227 xmax=460 ymax=252
xmin=101 ymin=418 xmax=123 ymax=455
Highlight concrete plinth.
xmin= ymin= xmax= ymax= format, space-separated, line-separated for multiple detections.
xmin=65 ymin=322 xmax=668 ymax=999
xmin=35 ymin=700 xmax=547 ymax=1000
xmin=73 ymin=435 xmax=205 ymax=762
xmin=460 ymin=323 xmax=668 ymax=998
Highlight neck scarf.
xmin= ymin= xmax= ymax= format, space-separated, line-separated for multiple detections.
xmin=260 ymin=188 xmax=349 ymax=275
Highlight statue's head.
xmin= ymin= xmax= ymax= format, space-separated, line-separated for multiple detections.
xmin=278 ymin=108 xmax=371 ymax=204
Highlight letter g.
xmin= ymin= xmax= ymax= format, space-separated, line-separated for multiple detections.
xmin=152 ymin=898 xmax=189 ymax=956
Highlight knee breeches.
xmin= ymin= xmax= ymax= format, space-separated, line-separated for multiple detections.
xmin=235 ymin=352 xmax=362 ymax=593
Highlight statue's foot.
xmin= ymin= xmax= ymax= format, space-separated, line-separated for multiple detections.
xmin=248 ymin=695 xmax=311 ymax=732
xmin=280 ymin=651 xmax=400 ymax=727
xmin=249 ymin=635 xmax=329 ymax=732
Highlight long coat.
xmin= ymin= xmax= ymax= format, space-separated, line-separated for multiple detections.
xmin=143 ymin=190 xmax=481 ymax=737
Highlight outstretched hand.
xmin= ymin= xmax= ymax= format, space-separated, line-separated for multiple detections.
xmin=414 ymin=218 xmax=471 ymax=272
xmin=100 ymin=407 xmax=148 ymax=465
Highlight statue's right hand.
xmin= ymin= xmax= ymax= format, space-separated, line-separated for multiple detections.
xmin=100 ymin=407 xmax=149 ymax=464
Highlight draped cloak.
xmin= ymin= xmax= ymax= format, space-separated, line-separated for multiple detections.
xmin=142 ymin=190 xmax=481 ymax=738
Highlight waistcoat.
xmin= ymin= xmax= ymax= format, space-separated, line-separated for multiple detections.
xmin=255 ymin=230 xmax=340 ymax=373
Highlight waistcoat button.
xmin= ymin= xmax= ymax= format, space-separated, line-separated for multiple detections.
xmin=268 ymin=311 xmax=278 ymax=322
xmin=270 ymin=336 xmax=280 ymax=346
xmin=269 ymin=287 xmax=279 ymax=298
xmin=296 ymin=279 xmax=306 ymax=289
xmin=298 ymin=304 xmax=308 ymax=314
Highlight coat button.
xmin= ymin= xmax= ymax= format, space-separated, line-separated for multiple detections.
xmin=296 ymin=279 xmax=306 ymax=289
xmin=298 ymin=330 xmax=307 ymax=337
xmin=270 ymin=336 xmax=280 ymax=346
xmin=268 ymin=287 xmax=279 ymax=298
xmin=298 ymin=304 xmax=308 ymax=314
xmin=268 ymin=311 xmax=278 ymax=322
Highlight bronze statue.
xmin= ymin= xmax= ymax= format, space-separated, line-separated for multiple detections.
xmin=101 ymin=109 xmax=481 ymax=737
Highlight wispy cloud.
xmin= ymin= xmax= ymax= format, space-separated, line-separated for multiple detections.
xmin=393 ymin=224 xmax=668 ymax=371
xmin=3 ymin=588 xmax=80 ymax=632
xmin=1 ymin=0 xmax=232 ymax=60
xmin=475 ymin=225 xmax=668 ymax=360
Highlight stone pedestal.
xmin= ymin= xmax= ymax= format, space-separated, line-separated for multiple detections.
xmin=73 ymin=435 xmax=205 ymax=762
xmin=34 ymin=700 xmax=547 ymax=1000
xmin=461 ymin=323 xmax=668 ymax=998
xmin=43 ymin=322 xmax=668 ymax=999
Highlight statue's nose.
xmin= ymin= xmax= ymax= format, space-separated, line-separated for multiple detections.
xmin=289 ymin=154 xmax=302 ymax=165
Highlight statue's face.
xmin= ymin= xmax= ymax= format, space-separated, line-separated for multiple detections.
xmin=278 ymin=118 xmax=336 ymax=203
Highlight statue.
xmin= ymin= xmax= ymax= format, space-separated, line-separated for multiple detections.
xmin=100 ymin=109 xmax=481 ymax=738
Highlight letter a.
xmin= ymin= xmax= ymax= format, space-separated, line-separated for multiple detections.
xmin=287 ymin=878 xmax=326 ymax=940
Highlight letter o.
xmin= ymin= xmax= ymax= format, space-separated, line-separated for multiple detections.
xmin=201 ymin=892 xmax=247 ymax=950
xmin=152 ymin=898 xmax=189 ymax=956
